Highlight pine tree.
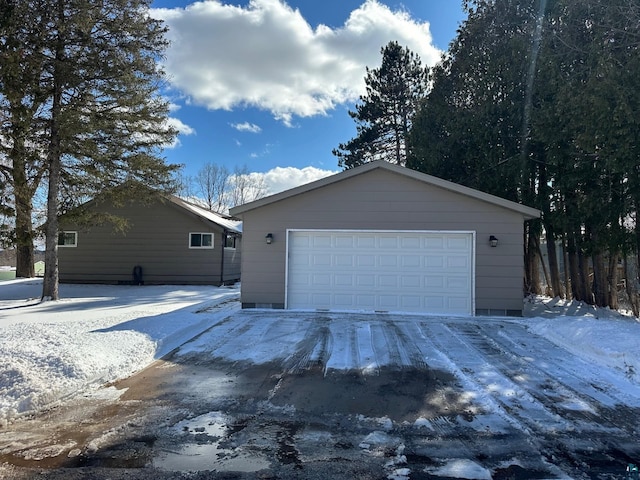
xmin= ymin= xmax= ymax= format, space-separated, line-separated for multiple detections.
xmin=0 ymin=0 xmax=50 ymax=278
xmin=0 ymin=0 xmax=178 ymax=299
xmin=333 ymin=41 xmax=428 ymax=169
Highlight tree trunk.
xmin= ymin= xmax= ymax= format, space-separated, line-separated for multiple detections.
xmin=578 ymin=250 xmax=593 ymax=304
xmin=624 ymin=255 xmax=640 ymax=317
xmin=42 ymin=129 xmax=61 ymax=300
xmin=592 ymin=251 xmax=608 ymax=308
xmin=562 ymin=234 xmax=571 ymax=300
xmin=42 ymin=9 xmax=64 ymax=301
xmin=12 ymin=128 xmax=35 ymax=278
xmin=14 ymin=186 xmax=35 ymax=278
xmin=524 ymin=224 xmax=542 ymax=295
xmin=544 ymin=226 xmax=564 ymax=298
xmin=534 ymin=235 xmax=552 ymax=296
xmin=637 ymin=221 xmax=640 ymax=274
xmin=607 ymin=254 xmax=618 ymax=310
xmin=567 ymin=230 xmax=583 ymax=301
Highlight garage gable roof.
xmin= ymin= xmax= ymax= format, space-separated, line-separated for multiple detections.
xmin=230 ymin=161 xmax=541 ymax=219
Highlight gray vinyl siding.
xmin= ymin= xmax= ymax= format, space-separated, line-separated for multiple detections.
xmin=237 ymin=168 xmax=530 ymax=313
xmin=59 ymin=198 xmax=241 ymax=285
xmin=223 ymin=240 xmax=242 ymax=283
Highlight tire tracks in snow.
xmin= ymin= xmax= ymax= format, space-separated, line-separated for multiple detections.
xmin=416 ymin=321 xmax=563 ymax=435
xmin=451 ymin=321 xmax=640 ymax=437
xmin=282 ymin=318 xmax=332 ymax=373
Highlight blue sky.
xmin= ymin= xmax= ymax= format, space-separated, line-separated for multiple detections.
xmin=150 ymin=0 xmax=467 ymax=193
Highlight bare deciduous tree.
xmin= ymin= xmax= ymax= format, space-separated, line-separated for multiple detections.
xmin=228 ymin=165 xmax=267 ymax=209
xmin=195 ymin=162 xmax=229 ymax=212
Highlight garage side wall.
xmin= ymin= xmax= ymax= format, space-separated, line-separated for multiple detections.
xmin=58 ymin=199 xmax=237 ymax=285
xmin=239 ymin=169 xmax=527 ymax=314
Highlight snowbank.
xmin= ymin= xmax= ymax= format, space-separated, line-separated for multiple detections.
xmin=524 ymin=315 xmax=640 ymax=383
xmin=0 ymin=279 xmax=239 ymax=426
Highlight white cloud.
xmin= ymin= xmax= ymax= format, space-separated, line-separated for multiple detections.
xmin=153 ymin=0 xmax=441 ymax=123
xmin=163 ymin=116 xmax=196 ymax=149
xmin=232 ymin=122 xmax=262 ymax=133
xmin=168 ymin=116 xmax=196 ymax=136
xmin=252 ymin=165 xmax=338 ymax=194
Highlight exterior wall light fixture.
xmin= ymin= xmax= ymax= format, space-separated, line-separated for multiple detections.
xmin=265 ymin=233 xmax=273 ymax=244
xmin=489 ymin=235 xmax=499 ymax=247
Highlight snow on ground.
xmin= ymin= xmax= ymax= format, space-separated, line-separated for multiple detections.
xmin=523 ymin=295 xmax=640 ymax=384
xmin=1 ymin=280 xmax=639 ymax=434
xmin=0 ymin=279 xmax=239 ymax=427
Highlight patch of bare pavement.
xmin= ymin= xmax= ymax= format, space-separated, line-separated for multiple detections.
xmin=1 ymin=313 xmax=639 ymax=479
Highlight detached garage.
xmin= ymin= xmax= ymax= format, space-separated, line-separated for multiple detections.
xmin=229 ymin=161 xmax=540 ymax=316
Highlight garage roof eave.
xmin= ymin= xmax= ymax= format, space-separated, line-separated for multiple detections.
xmin=229 ymin=161 xmax=541 ymax=220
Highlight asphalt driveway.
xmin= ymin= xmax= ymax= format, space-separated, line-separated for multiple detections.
xmin=1 ymin=310 xmax=639 ymax=480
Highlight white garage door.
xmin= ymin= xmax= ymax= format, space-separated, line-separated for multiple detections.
xmin=286 ymin=230 xmax=474 ymax=315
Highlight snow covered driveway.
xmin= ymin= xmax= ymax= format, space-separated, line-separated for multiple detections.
xmin=1 ymin=282 xmax=640 ymax=479
xmin=171 ymin=311 xmax=640 ymax=478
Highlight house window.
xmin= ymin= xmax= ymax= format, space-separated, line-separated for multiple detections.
xmin=58 ymin=231 xmax=77 ymax=247
xmin=189 ymin=232 xmax=214 ymax=249
xmin=224 ymin=234 xmax=238 ymax=249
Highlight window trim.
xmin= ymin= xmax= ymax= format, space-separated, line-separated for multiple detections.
xmin=224 ymin=233 xmax=238 ymax=249
xmin=189 ymin=232 xmax=214 ymax=249
xmin=58 ymin=231 xmax=78 ymax=248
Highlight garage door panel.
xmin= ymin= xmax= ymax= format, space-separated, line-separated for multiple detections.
xmin=287 ymin=231 xmax=473 ymax=315
xmin=401 ymin=255 xmax=422 ymax=268
xmin=379 ymin=295 xmax=399 ymax=309
xmin=379 ymin=275 xmax=399 ymax=288
xmin=448 ymin=255 xmax=470 ymax=269
xmin=425 ymin=255 xmax=445 ymax=268
xmin=425 ymin=276 xmax=445 ymax=289
xmin=312 ymin=254 xmax=332 ymax=266
xmin=311 ymin=274 xmax=331 ymax=286
xmin=290 ymin=272 xmax=310 ymax=286
xmin=379 ymin=237 xmax=399 ymax=248
xmin=335 ymin=274 xmax=353 ymax=286
xmin=311 ymin=293 xmax=331 ymax=306
xmin=379 ymin=255 xmax=398 ymax=267
xmin=289 ymin=253 xmax=310 ymax=267
xmin=448 ymin=236 xmax=470 ymax=249
xmin=448 ymin=297 xmax=472 ymax=311
xmin=401 ymin=275 xmax=421 ymax=288
xmin=425 ymin=296 xmax=446 ymax=309
xmin=335 ymin=255 xmax=353 ymax=266
xmin=334 ymin=294 xmax=354 ymax=307
xmin=357 ymin=255 xmax=376 ymax=267
xmin=290 ymin=234 xmax=311 ymax=248
xmin=401 ymin=296 xmax=422 ymax=309
xmin=401 ymin=237 xmax=420 ymax=249
xmin=357 ymin=295 xmax=376 ymax=308
xmin=357 ymin=236 xmax=376 ymax=248
xmin=447 ymin=276 xmax=470 ymax=289
xmin=312 ymin=235 xmax=332 ymax=247
xmin=424 ymin=237 xmax=444 ymax=249
xmin=356 ymin=275 xmax=375 ymax=287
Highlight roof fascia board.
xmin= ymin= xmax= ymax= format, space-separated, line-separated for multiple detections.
xmin=229 ymin=161 xmax=540 ymax=219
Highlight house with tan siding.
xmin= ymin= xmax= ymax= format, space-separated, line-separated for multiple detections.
xmin=58 ymin=193 xmax=241 ymax=286
xmin=229 ymin=161 xmax=540 ymax=316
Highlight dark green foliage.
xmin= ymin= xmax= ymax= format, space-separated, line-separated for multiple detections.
xmin=408 ymin=0 xmax=640 ymax=310
xmin=333 ymin=41 xmax=428 ymax=168
xmin=408 ymin=0 xmax=535 ymax=202
xmin=0 ymin=0 xmax=178 ymax=298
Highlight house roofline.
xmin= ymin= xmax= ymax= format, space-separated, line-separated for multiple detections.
xmin=167 ymin=196 xmax=242 ymax=233
xmin=229 ymin=161 xmax=541 ymax=220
